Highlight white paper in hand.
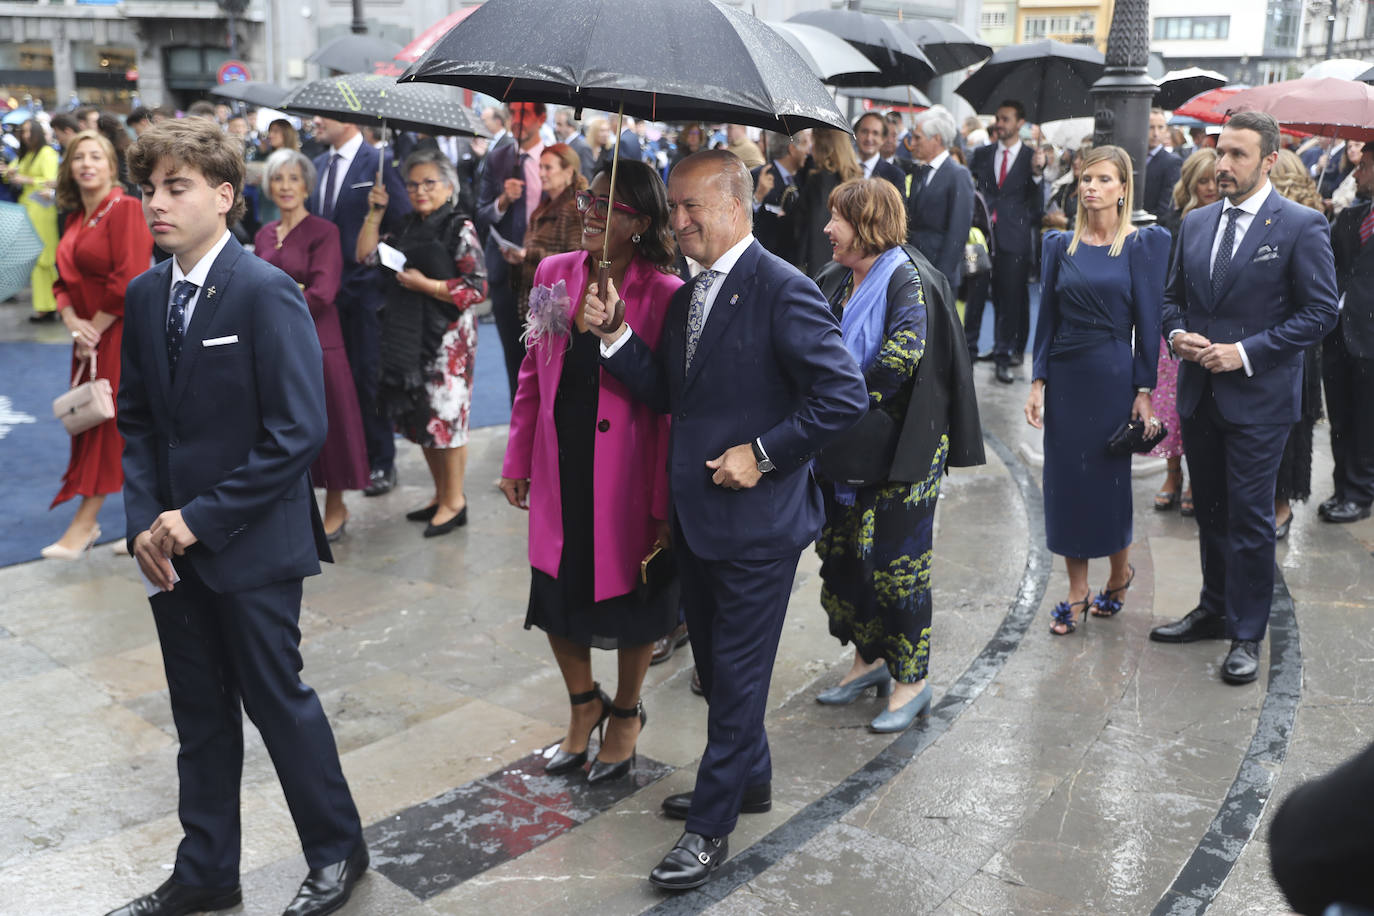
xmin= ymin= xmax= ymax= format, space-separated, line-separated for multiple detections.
xmin=377 ymin=242 xmax=408 ymax=273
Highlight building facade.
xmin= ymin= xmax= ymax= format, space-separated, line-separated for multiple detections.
xmin=1149 ymin=0 xmax=1308 ymax=85
xmin=1015 ymin=0 xmax=1116 ymax=51
xmin=1295 ymin=0 xmax=1374 ymax=73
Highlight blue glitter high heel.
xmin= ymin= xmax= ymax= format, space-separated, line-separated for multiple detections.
xmin=815 ymin=665 xmax=893 ymax=705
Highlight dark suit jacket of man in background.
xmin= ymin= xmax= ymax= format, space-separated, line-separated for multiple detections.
xmin=477 ymin=136 xmax=541 ymax=401
xmin=118 ymin=236 xmax=363 ymax=892
xmin=1322 ymin=179 xmax=1374 ymax=513
xmin=750 ymin=157 xmax=805 ymax=265
xmin=868 ymin=156 xmax=908 ymax=195
xmin=906 ymin=154 xmax=975 ymax=288
xmin=1144 ymin=145 xmax=1183 ymax=221
xmin=307 ymin=132 xmax=412 ymax=488
xmin=969 ymin=137 xmax=1042 ymax=370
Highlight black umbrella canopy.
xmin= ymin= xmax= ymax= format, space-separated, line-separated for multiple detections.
xmin=209 ymin=80 xmax=290 ymax=109
xmin=307 ymin=35 xmax=405 ymax=75
xmin=836 ymin=84 xmax=933 ymax=108
xmin=955 ymin=39 xmax=1105 ymax=122
xmin=1154 ymin=67 xmax=1227 ymax=110
xmin=787 ymin=8 xmax=936 ymax=88
xmin=401 ymin=0 xmax=848 ymax=133
xmin=896 ymin=19 xmax=991 ymax=76
xmin=280 ymin=73 xmax=489 ymax=137
xmin=1357 ymin=65 xmax=1374 ymax=84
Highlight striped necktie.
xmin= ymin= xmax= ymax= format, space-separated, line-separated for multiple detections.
xmin=1360 ymin=206 xmax=1374 ymax=246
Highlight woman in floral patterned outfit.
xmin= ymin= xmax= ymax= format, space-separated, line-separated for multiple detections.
xmin=357 ymin=147 xmax=486 ymax=537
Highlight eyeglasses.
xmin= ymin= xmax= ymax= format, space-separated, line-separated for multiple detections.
xmin=575 ymin=191 xmax=643 ymax=219
xmin=404 ymin=178 xmax=444 ymax=193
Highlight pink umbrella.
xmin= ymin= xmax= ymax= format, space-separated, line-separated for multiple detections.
xmin=1225 ymin=77 xmax=1374 ymax=143
xmin=373 ymin=8 xmax=481 ymax=76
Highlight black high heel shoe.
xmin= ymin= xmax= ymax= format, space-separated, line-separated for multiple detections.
xmin=586 ymin=699 xmax=646 ymax=784
xmin=544 ymin=684 xmax=612 ymax=775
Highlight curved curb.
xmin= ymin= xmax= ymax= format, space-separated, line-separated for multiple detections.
xmin=640 ymin=431 xmax=1052 ymax=916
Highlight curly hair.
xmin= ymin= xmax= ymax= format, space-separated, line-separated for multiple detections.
xmin=1269 ymin=149 xmax=1323 ymax=212
xmin=592 ymin=159 xmax=677 ymax=272
xmin=128 ymin=118 xmax=247 ymax=226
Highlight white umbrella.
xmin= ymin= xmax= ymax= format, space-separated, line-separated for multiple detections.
xmin=1039 ymin=117 xmax=1095 ymax=150
xmin=1301 ymin=58 xmax=1374 ymax=81
xmin=765 ymin=21 xmax=880 ymax=83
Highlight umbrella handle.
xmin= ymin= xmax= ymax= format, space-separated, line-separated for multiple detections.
xmin=373 ymin=121 xmax=387 ymax=211
xmin=578 ymin=100 xmax=627 ymax=334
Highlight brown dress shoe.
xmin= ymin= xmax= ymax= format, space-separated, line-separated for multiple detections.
xmin=651 ymin=623 xmax=689 ymax=665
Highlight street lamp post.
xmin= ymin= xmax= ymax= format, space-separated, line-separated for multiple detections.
xmin=1090 ymin=0 xmax=1157 ymax=225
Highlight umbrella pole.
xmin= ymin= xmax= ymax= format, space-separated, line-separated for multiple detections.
xmin=589 ymin=99 xmax=626 ymax=333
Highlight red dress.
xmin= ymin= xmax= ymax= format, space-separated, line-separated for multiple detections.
xmin=51 ymin=188 xmax=153 ymax=507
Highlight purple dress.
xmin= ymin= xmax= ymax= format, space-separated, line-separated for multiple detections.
xmin=255 ymin=214 xmax=371 ymax=491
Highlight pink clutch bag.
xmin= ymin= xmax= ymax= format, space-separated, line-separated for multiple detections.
xmin=53 ymin=352 xmax=114 ymax=436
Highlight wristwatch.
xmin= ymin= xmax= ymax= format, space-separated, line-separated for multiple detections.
xmin=751 ymin=440 xmax=775 ymax=474
xmin=1136 ymin=387 xmax=1153 ymax=395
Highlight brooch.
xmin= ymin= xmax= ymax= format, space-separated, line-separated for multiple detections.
xmin=206 ymin=286 xmax=217 ymax=299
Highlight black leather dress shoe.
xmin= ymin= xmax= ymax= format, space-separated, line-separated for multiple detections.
xmin=1009 ymin=353 xmax=1024 ymax=367
xmin=1149 ymin=606 xmax=1228 ymax=643
xmin=1221 ymin=639 xmax=1261 ymax=685
xmin=661 ymin=782 xmax=771 ymax=820
xmin=1322 ymin=500 xmax=1371 ymax=523
xmin=689 ymin=667 xmax=704 ymax=696
xmin=995 ymin=364 xmax=1015 ymax=384
xmin=1317 ymin=495 xmax=1340 ymax=518
xmin=362 ymin=466 xmax=396 ymax=497
xmin=282 ymin=843 xmax=368 ymax=916
xmin=648 ymin=832 xmax=728 ymax=891
xmin=104 ymin=877 xmax=242 ymax=916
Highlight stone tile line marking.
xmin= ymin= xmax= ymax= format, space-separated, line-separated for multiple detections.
xmin=366 ymin=749 xmax=673 ymax=900
xmin=640 ymin=431 xmax=1052 ymax=916
xmin=1151 ymin=570 xmax=1301 ymax=916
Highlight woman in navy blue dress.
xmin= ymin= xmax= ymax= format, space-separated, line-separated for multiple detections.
xmin=1024 ymin=145 xmax=1169 ymax=635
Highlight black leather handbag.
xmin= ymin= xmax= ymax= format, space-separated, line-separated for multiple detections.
xmin=815 ymin=408 xmax=899 ymax=488
xmin=1106 ymin=418 xmax=1168 ymax=456
xmin=636 ymin=544 xmax=676 ymax=604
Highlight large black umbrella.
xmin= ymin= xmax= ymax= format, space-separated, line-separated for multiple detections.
xmin=1154 ymin=67 xmax=1227 ymax=110
xmin=209 ymin=80 xmax=290 ymax=109
xmin=307 ymin=35 xmax=404 ymax=75
xmin=836 ymin=84 xmax=933 ymax=108
xmin=1357 ymin=65 xmax=1374 ymax=85
xmin=955 ymin=39 xmax=1105 ymax=122
xmin=279 ymin=73 xmax=487 ymax=137
xmin=896 ymin=19 xmax=992 ymax=76
xmin=786 ymin=8 xmax=936 ymax=87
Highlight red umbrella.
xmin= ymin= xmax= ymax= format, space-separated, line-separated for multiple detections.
xmin=373 ymin=8 xmax=481 ymax=76
xmin=1226 ymin=77 xmax=1374 ymax=143
xmin=1172 ymin=86 xmax=1245 ymax=124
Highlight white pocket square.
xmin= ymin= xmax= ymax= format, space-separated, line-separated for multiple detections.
xmin=1253 ymin=245 xmax=1279 ymax=262
xmin=202 ymin=335 xmax=239 ymax=347
xmin=350 ymin=181 xmax=375 ymax=189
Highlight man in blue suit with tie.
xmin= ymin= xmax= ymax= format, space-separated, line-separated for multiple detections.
xmin=307 ymin=116 xmax=411 ymax=497
xmin=476 ymin=100 xmax=546 ymax=401
xmin=905 ymin=106 xmax=975 ymax=289
xmin=110 ymin=119 xmax=366 ymax=916
xmin=585 ymin=150 xmax=868 ymax=891
xmin=1150 ymin=112 xmax=1339 ymax=684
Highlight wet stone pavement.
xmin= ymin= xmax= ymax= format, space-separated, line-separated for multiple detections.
xmin=2 ymin=352 xmax=1373 ymax=916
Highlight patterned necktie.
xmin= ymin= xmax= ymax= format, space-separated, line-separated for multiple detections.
xmin=167 ymin=280 xmax=196 ymax=381
xmin=1211 ymin=208 xmax=1242 ymax=299
xmin=319 ymin=153 xmax=341 ymax=221
xmin=1360 ymin=206 xmax=1374 ymax=246
xmin=684 ymin=269 xmax=721 ymax=371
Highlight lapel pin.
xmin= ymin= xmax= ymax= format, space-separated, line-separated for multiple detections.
xmin=206 ymin=286 xmax=217 ymax=298
xmin=1265 ymin=219 xmax=1272 ymax=226
xmin=730 ymin=294 xmax=739 ymax=305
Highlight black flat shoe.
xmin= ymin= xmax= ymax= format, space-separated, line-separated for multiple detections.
xmin=661 ymin=782 xmax=771 ymax=821
xmin=104 ymin=877 xmax=242 ymax=916
xmin=545 ymin=683 xmax=612 ymax=775
xmin=649 ymin=832 xmax=728 ymax=891
xmin=422 ymin=506 xmax=467 ymax=538
xmin=282 ymin=843 xmax=368 ymax=916
xmin=1149 ymin=606 xmax=1228 ymax=643
xmin=405 ymin=503 xmax=439 ymax=522
xmin=1221 ymin=639 xmax=1261 ymax=685
xmin=587 ymin=699 xmax=647 ymax=784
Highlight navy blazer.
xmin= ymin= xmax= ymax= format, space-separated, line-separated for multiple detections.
xmin=1162 ymin=191 xmax=1340 ymax=425
xmin=969 ymin=143 xmax=1043 ymax=256
xmin=869 ymin=158 xmax=907 ymax=196
xmin=1331 ymin=197 xmax=1374 ymax=358
xmin=750 ymin=160 xmax=803 ymax=265
xmin=1144 ymin=148 xmax=1182 ymax=220
xmin=476 ymin=141 xmax=536 ymax=295
xmin=906 ymin=156 xmax=975 ymax=286
xmin=603 ymin=241 xmax=868 ymax=562
xmin=118 ymin=237 xmax=331 ymax=594
xmin=307 ymin=141 xmax=412 ymax=305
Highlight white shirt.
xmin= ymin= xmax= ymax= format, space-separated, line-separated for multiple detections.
xmin=995 ymin=140 xmax=1021 ymax=182
xmin=322 ymin=132 xmax=364 ymax=214
xmin=860 ymin=153 xmax=881 ymax=179
xmin=170 ymin=230 xmax=233 ymax=332
xmin=924 ymin=149 xmax=949 ymax=186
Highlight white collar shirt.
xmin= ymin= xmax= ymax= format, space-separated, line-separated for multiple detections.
xmin=925 ymin=149 xmax=949 ymax=185
xmin=996 ymin=140 xmax=1022 ymax=179
xmin=860 ymin=153 xmax=881 ymax=179
xmin=170 ymin=230 xmax=233 ymax=333
xmin=1210 ymin=181 xmax=1273 ymax=273
xmin=324 ymin=132 xmax=364 ymax=213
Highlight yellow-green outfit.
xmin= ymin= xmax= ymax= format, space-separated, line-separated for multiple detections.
xmin=12 ymin=146 xmax=60 ymax=314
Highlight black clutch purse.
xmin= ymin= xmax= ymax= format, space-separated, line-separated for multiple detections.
xmin=636 ymin=543 xmax=676 ymax=603
xmin=815 ymin=408 xmax=898 ymax=488
xmin=1106 ymin=418 xmax=1168 ymax=456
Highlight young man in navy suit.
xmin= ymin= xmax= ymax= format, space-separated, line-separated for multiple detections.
xmin=585 ymin=150 xmax=868 ymax=891
xmin=110 ymin=119 xmax=366 ymax=916
xmin=1150 ymin=111 xmax=1339 ymax=684
xmin=969 ymin=100 xmax=1045 ymax=383
xmin=1143 ymin=109 xmax=1183 ymax=221
xmin=905 ymin=106 xmax=975 ymax=289
xmin=308 ymin=116 xmax=412 ymax=497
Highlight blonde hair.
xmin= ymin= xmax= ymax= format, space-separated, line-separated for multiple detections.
xmin=586 ymin=118 xmax=610 ymax=155
xmin=1173 ymin=148 xmax=1218 ymax=217
xmin=1270 ymin=149 xmax=1323 ymax=212
xmin=1068 ymin=144 xmax=1134 ymax=257
xmin=56 ymin=130 xmax=119 ymax=211
xmin=811 ymin=128 xmax=862 ymax=181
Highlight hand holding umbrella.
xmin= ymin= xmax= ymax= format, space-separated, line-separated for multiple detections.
xmin=582 ymin=277 xmax=625 ymax=343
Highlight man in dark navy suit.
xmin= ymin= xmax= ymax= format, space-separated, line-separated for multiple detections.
xmin=969 ymin=99 xmax=1044 ymax=383
xmin=585 ymin=150 xmax=867 ymax=891
xmin=905 ymin=106 xmax=975 ymax=289
xmin=110 ymin=119 xmax=365 ymax=916
xmin=750 ymin=129 xmax=810 ymax=264
xmin=1143 ymin=108 xmax=1183 ymax=222
xmin=1150 ymin=112 xmax=1339 ymax=684
xmin=476 ymin=100 xmax=546 ymax=401
xmin=854 ymin=111 xmax=907 ymax=193
xmin=307 ymin=116 xmax=411 ymax=496
xmin=1320 ymin=145 xmax=1374 ymax=524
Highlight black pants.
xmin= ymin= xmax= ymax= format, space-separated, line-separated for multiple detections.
xmin=337 ymin=289 xmax=394 ymax=474
xmin=990 ymin=249 xmax=1030 ymax=366
xmin=151 ymin=563 xmax=362 ymax=887
xmin=486 ymin=250 xmax=526 ymax=404
xmin=1322 ymin=332 xmax=1374 ymax=507
xmin=961 ymin=271 xmax=991 ymax=358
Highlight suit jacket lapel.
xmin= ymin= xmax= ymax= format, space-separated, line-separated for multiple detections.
xmin=1216 ymin=194 xmax=1283 ymax=305
xmin=1189 ymin=202 xmax=1224 ymax=311
xmin=684 ymin=242 xmax=759 ymax=392
xmin=146 ymin=260 xmax=175 ymax=398
xmin=170 ymin=239 xmax=243 ymax=409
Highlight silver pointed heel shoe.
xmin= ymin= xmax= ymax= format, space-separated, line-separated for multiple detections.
xmin=869 ymin=683 xmax=933 ymax=733
xmin=815 ymin=665 xmax=893 ymax=705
